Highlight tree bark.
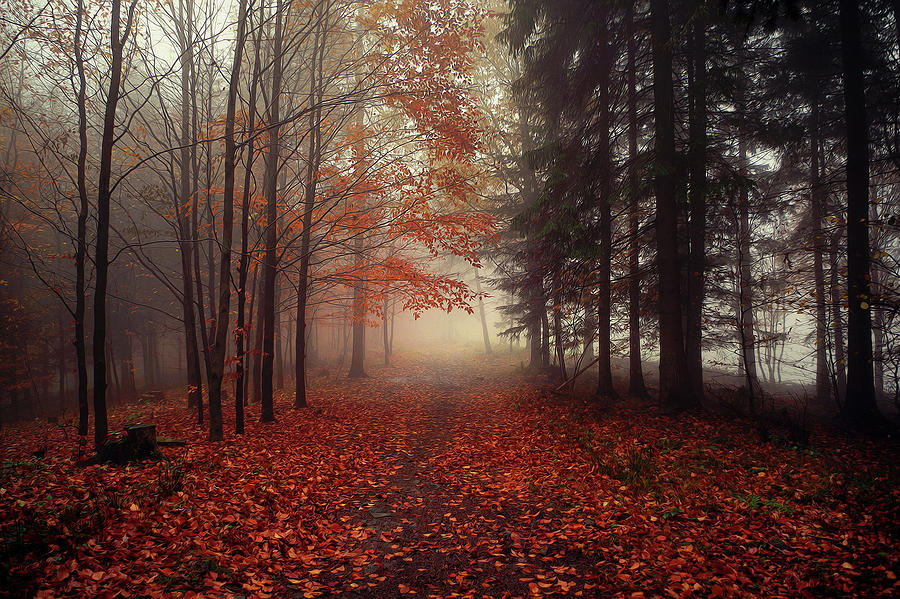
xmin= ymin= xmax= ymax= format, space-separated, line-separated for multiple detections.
xmin=892 ymin=0 xmax=900 ymax=56
xmin=252 ymin=266 xmax=265 ymax=404
xmin=91 ymin=0 xmax=136 ymax=451
xmin=120 ymin=330 xmax=135 ymax=396
xmin=205 ymin=0 xmax=248 ymax=441
xmin=57 ymin=312 xmax=67 ymax=413
xmin=582 ymin=304 xmax=595 ymax=361
xmin=871 ymin=203 xmax=884 ymax=397
xmin=73 ymin=0 xmax=90 ymax=436
xmin=651 ymin=0 xmax=693 ymax=409
xmin=873 ymin=273 xmax=884 ymax=398
xmin=810 ymin=102 xmax=830 ymax=403
xmin=140 ymin=329 xmax=151 ymax=389
xmin=348 ymin=84 xmax=368 ymax=379
xmin=474 ymin=270 xmax=492 ymax=355
xmin=384 ymin=300 xmax=397 ymax=356
xmin=107 ymin=338 xmax=120 ymax=405
xmin=596 ymin=2 xmax=613 ymax=397
xmin=274 ymin=277 xmax=283 ymax=390
xmin=259 ymin=0 xmax=285 ymax=422
xmin=295 ymin=3 xmax=326 ymax=407
xmin=175 ymin=0 xmax=203 ymax=421
xmin=626 ymin=2 xmax=646 ymax=398
xmin=382 ymin=296 xmax=390 ymax=366
xmin=189 ymin=1 xmax=210 ymax=405
xmin=737 ymin=134 xmax=759 ymax=405
xmin=553 ymin=299 xmax=567 ymax=382
xmin=348 ymin=253 xmax=367 ymax=377
xmin=527 ymin=311 xmax=540 ymax=370
xmin=541 ymin=302 xmax=550 ymax=370
xmin=234 ymin=5 xmax=263 ymax=433
xmin=828 ymin=230 xmax=847 ymax=403
xmin=685 ymin=0 xmax=707 ymax=399
xmin=839 ymin=0 xmax=880 ymax=427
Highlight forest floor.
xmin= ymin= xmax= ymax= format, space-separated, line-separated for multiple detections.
xmin=1 ymin=349 xmax=899 ymax=598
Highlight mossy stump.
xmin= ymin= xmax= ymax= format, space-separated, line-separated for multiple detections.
xmin=98 ymin=424 xmax=163 ymax=464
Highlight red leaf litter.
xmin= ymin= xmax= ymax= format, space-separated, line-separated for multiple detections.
xmin=1 ymin=353 xmax=898 ymax=598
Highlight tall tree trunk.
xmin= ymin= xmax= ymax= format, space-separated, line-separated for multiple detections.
xmin=582 ymin=304 xmax=595 ymax=361
xmin=139 ymin=331 xmax=149 ymax=389
xmin=202 ymin=43 xmax=216 ymax=335
xmin=810 ymin=102 xmax=830 ymax=403
xmin=141 ymin=329 xmax=155 ymax=388
xmin=285 ymin=308 xmax=294 ymax=381
xmin=828 ymin=231 xmax=847 ymax=403
xmin=348 ymin=92 xmax=368 ymax=379
xmin=871 ymin=195 xmax=884 ymax=397
xmin=180 ymin=232 xmax=203 ymax=423
xmin=295 ymin=3 xmax=326 ymax=407
xmin=120 ymin=331 xmax=135 ymax=396
xmin=685 ymin=0 xmax=707 ymax=399
xmin=388 ymin=304 xmax=394 ymax=356
xmin=525 ymin=260 xmax=542 ymax=370
xmin=259 ymin=0 xmax=285 ymax=422
xmin=474 ymin=270 xmax=492 ymax=355
xmin=58 ymin=312 xmax=67 ymax=413
xmin=340 ymin=315 xmax=349 ymax=365
xmin=274 ymin=277 xmax=283 ymax=390
xmin=252 ymin=267 xmax=265 ymax=404
xmin=873 ymin=272 xmax=884 ymax=398
xmin=190 ymin=5 xmax=209 ymax=401
xmin=382 ymin=296 xmax=390 ymax=366
xmin=626 ymin=2 xmax=646 ymax=398
xmin=245 ymin=261 xmax=259 ymax=402
xmin=596 ymin=1 xmax=614 ymax=397
xmin=152 ymin=331 xmax=161 ymax=383
xmin=839 ymin=0 xmax=880 ymax=427
xmin=651 ymin=0 xmax=693 ymax=409
xmin=527 ymin=312 xmax=540 ymax=370
xmin=107 ymin=337 xmax=120 ymax=405
xmin=205 ymin=0 xmax=248 ymax=441
xmin=235 ymin=4 xmax=263 ymax=433
xmin=39 ymin=342 xmax=50 ymax=416
xmin=553 ymin=289 xmax=567 ymax=381
xmin=73 ymin=0 xmax=90 ymax=436
xmin=91 ymin=0 xmax=135 ymax=451
xmin=348 ymin=242 xmax=367 ymax=378
xmin=176 ymin=0 xmax=203 ymax=421
xmin=893 ymin=0 xmax=900 ymax=61
xmin=737 ymin=134 xmax=759 ymax=405
xmin=192 ymin=205 xmax=209 ymax=380
xmin=777 ymin=310 xmax=787 ymax=383
xmin=541 ymin=302 xmax=550 ymax=370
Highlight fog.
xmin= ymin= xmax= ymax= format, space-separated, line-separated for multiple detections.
xmin=1 ymin=1 xmax=899 ymax=594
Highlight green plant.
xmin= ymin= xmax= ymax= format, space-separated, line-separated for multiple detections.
xmin=762 ymin=498 xmax=795 ymax=515
xmin=661 ymin=507 xmax=683 ymax=520
xmin=621 ymin=445 xmax=654 ymax=488
xmin=157 ymin=459 xmax=186 ymax=498
xmin=733 ymin=492 xmax=762 ymax=510
xmin=102 ymin=488 xmax=127 ymax=510
xmin=657 ymin=437 xmax=683 ymax=453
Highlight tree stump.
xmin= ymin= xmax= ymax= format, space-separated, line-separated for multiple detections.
xmin=126 ymin=424 xmax=158 ymax=450
xmin=97 ymin=424 xmax=163 ymax=464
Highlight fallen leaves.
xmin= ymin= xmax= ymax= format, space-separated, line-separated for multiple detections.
xmin=0 ymin=352 xmax=898 ymax=598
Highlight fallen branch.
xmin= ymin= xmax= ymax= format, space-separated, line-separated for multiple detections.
xmin=554 ymin=355 xmax=602 ymax=393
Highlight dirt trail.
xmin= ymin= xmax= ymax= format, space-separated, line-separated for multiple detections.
xmin=6 ymin=351 xmax=897 ymax=598
xmin=291 ymin=356 xmax=592 ymax=598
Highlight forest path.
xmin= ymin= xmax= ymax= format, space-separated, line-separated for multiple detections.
xmin=7 ymin=350 xmax=898 ymax=598
xmin=283 ymin=352 xmax=595 ymax=598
